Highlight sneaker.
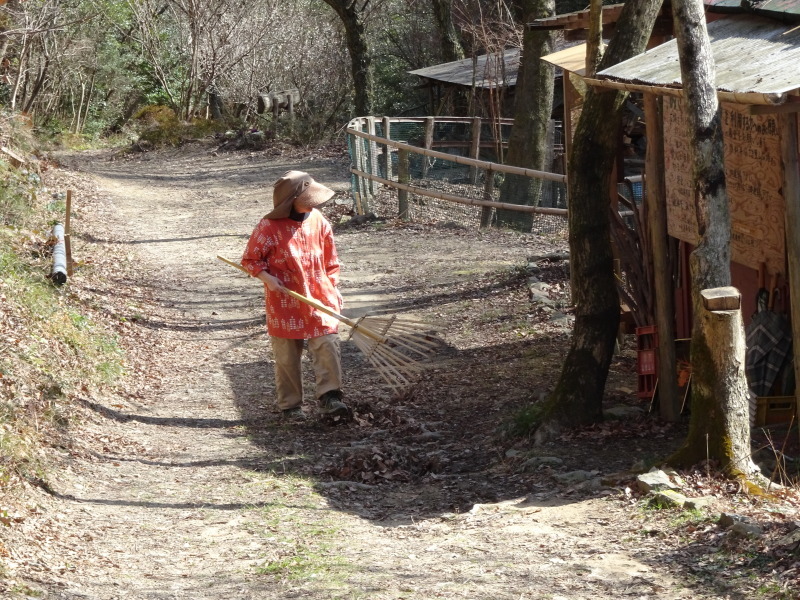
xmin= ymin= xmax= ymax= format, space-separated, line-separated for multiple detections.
xmin=319 ymin=391 xmax=349 ymax=420
xmin=281 ymin=407 xmax=307 ymax=422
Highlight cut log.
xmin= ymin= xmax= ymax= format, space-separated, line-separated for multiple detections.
xmin=700 ymin=286 xmax=741 ymax=312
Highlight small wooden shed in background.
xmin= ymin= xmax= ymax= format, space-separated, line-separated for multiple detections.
xmin=536 ymin=4 xmax=800 ymax=423
xmin=408 ymin=49 xmax=521 ymax=118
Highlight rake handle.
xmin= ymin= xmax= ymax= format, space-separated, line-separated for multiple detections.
xmin=217 ymin=256 xmax=387 ymax=343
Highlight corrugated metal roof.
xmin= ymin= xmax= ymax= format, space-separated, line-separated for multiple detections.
xmin=409 ymin=49 xmax=519 ymax=89
xmin=595 ymin=15 xmax=800 ymax=102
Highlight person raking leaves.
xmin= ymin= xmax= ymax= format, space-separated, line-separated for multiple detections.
xmin=241 ymin=170 xmax=349 ymax=422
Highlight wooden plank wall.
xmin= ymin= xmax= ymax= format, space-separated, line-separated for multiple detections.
xmin=663 ymin=97 xmax=785 ymax=275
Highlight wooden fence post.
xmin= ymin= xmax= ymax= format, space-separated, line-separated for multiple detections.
xmin=367 ymin=117 xmax=378 ymax=197
xmin=398 ymin=149 xmax=410 ymax=221
xmin=469 ymin=117 xmax=481 ymax=185
xmin=422 ymin=117 xmax=434 ymax=178
xmin=271 ymin=96 xmax=279 ymax=137
xmin=382 ymin=116 xmax=392 ymax=181
xmin=65 ymin=190 xmax=73 ymax=276
xmin=351 ymin=119 xmax=366 ymax=215
xmin=480 ymin=169 xmax=494 ymax=227
xmin=644 ymin=93 xmax=678 ymax=421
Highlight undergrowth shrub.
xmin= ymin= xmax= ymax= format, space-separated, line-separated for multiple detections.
xmin=133 ymin=105 xmax=228 ymax=148
xmin=134 ymin=105 xmax=182 ymax=146
xmin=0 ymin=147 xmax=124 ymax=490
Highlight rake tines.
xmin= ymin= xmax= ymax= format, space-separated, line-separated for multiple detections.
xmin=218 ymin=256 xmax=445 ymax=391
xmin=347 ymin=314 xmax=444 ymax=392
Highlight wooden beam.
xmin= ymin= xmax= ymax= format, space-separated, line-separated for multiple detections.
xmin=644 ymin=93 xmax=679 ymax=422
xmin=779 ymin=112 xmax=800 ymax=447
xmin=748 ymin=101 xmax=800 ymax=116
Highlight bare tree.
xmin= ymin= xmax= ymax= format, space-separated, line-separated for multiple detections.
xmin=126 ymin=0 xmax=278 ymax=119
xmin=666 ymin=0 xmax=759 ymax=479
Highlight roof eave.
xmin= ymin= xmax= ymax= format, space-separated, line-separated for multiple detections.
xmin=585 ymin=76 xmax=792 ymax=105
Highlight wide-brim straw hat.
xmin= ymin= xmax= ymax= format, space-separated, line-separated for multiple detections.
xmin=264 ymin=170 xmax=335 ymax=219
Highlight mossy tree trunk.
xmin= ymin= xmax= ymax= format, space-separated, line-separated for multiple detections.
xmin=431 ymin=0 xmax=465 ymax=63
xmin=494 ymin=0 xmax=555 ymax=231
xmin=322 ymin=0 xmax=373 ymax=117
xmin=534 ymin=0 xmax=663 ymax=442
xmin=666 ymin=0 xmax=758 ymax=477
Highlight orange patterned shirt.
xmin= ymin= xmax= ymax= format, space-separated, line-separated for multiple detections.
xmin=241 ymin=210 xmax=342 ymax=339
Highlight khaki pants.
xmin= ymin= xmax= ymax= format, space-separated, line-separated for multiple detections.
xmin=270 ymin=334 xmax=342 ymax=410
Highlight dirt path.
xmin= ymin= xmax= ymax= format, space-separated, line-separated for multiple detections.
xmin=7 ymin=142 xmax=735 ymax=599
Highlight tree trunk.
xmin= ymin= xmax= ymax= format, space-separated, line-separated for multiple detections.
xmin=431 ymin=0 xmax=464 ymax=63
xmin=534 ymin=0 xmax=663 ymax=442
xmin=494 ymin=0 xmax=555 ymax=231
xmin=666 ymin=0 xmax=758 ymax=478
xmin=585 ymin=0 xmax=604 ymax=76
xmin=21 ymin=53 xmax=50 ymax=115
xmin=322 ymin=0 xmax=373 ymax=116
xmin=208 ymin=81 xmax=224 ymax=121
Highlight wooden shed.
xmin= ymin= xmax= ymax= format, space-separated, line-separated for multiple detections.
xmin=541 ymin=7 xmax=800 ymax=419
xmin=408 ymin=49 xmax=520 ymax=118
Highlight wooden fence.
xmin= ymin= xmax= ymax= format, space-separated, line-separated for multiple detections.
xmin=346 ymin=116 xmax=568 ymax=227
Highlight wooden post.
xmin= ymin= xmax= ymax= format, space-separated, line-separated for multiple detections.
xmin=779 ymin=112 xmax=800 ymax=445
xmin=469 ymin=117 xmax=481 ymax=184
xmin=398 ymin=149 xmax=410 ymax=221
xmin=272 ymin=96 xmax=279 ymax=136
xmin=480 ymin=169 xmax=494 ymax=227
xmin=544 ymin=120 xmax=555 ymax=207
xmin=422 ymin=116 xmax=435 ymax=178
xmin=644 ymin=93 xmax=679 ymax=422
xmin=382 ymin=116 xmax=393 ymax=181
xmin=352 ymin=120 xmax=370 ymax=213
xmin=367 ymin=117 xmax=378 ymax=196
xmin=287 ymin=93 xmax=294 ymax=119
xmin=352 ymin=120 xmax=365 ymax=215
xmin=65 ymin=190 xmax=73 ymax=276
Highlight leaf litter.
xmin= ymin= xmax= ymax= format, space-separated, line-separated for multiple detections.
xmin=0 ymin=140 xmax=797 ymax=599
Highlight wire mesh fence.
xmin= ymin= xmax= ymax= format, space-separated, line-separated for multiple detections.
xmin=346 ymin=116 xmax=568 ymax=236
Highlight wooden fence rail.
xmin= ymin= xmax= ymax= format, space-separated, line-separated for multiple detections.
xmin=346 ymin=117 xmax=567 ymax=223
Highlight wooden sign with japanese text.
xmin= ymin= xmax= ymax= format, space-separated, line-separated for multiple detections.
xmin=663 ymin=97 xmax=785 ymax=273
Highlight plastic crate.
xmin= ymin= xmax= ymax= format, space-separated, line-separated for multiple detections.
xmin=755 ymin=396 xmax=797 ymax=427
xmin=636 ymin=326 xmax=658 ymax=399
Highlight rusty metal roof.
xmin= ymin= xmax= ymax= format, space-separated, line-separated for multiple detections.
xmin=409 ymin=49 xmax=519 ymax=89
xmin=529 ymin=3 xmax=627 ymax=30
xmin=530 ymin=0 xmax=800 ymax=30
xmin=705 ymin=0 xmax=800 ymax=19
xmin=593 ymin=15 xmax=800 ymax=103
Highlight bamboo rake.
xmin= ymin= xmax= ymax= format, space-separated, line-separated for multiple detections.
xmin=217 ymin=255 xmax=444 ymax=391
